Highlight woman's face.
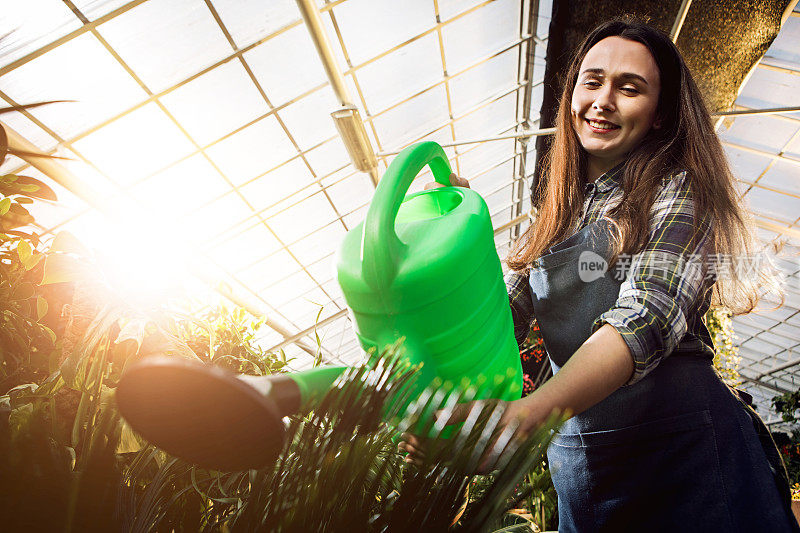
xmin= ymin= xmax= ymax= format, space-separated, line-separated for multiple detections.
xmin=571 ymin=36 xmax=661 ymax=176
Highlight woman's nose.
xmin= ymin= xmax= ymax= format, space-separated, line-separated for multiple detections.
xmin=592 ymin=87 xmax=615 ymax=112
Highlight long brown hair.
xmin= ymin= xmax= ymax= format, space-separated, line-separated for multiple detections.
xmin=507 ymin=19 xmax=767 ymax=314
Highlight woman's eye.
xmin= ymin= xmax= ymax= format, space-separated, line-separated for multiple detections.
xmin=583 ymin=80 xmax=601 ymax=88
xmin=620 ymin=86 xmax=639 ymax=94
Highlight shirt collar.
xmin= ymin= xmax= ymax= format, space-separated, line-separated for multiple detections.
xmin=589 ymin=161 xmax=625 ymax=193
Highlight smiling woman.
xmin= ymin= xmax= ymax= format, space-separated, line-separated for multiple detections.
xmin=403 ymin=18 xmax=799 ymax=533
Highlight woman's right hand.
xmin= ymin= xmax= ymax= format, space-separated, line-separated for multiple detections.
xmin=424 ymin=172 xmax=470 ymax=190
xmin=398 ymin=432 xmax=427 ymax=466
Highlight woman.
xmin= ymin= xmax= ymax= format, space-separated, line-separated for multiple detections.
xmin=404 ymin=19 xmax=797 ymax=532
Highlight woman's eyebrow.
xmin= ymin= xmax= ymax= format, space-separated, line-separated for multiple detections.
xmin=580 ymin=67 xmax=649 ymax=85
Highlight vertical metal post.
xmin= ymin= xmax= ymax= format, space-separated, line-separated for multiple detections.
xmin=295 ymin=0 xmax=380 ymax=185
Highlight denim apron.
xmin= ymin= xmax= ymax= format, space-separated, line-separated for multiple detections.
xmin=528 ymin=219 xmax=797 ymax=532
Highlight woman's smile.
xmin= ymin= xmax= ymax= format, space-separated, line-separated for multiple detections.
xmin=585 ymin=118 xmax=621 ymax=132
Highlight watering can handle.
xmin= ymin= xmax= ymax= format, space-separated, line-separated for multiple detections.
xmin=362 ymin=141 xmax=452 ymax=289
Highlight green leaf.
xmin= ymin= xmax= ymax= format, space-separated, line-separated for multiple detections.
xmin=117 ymin=419 xmax=147 ymax=454
xmin=41 ymin=253 xmax=88 ymax=285
xmin=13 ymin=282 xmax=35 ymax=300
xmin=0 ymin=197 xmax=10 ymax=215
xmin=22 ymin=252 xmax=43 ymax=271
xmin=0 ymin=175 xmax=57 ymax=201
xmin=36 ymin=296 xmax=48 ymax=321
xmin=16 ymin=238 xmax=32 ymax=263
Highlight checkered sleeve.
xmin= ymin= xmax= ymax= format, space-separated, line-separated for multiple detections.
xmin=505 ymin=269 xmax=535 ymax=346
xmin=592 ymin=171 xmax=713 ymax=385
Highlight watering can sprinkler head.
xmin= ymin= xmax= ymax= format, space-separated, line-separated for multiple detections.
xmin=116 ymin=356 xmax=300 ymax=471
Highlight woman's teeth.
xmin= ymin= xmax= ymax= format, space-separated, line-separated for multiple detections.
xmin=588 ymin=120 xmax=618 ymax=130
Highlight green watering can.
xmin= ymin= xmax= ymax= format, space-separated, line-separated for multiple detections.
xmin=116 ymin=141 xmax=522 ymax=471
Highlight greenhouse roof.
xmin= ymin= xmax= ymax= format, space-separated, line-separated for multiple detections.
xmin=1 ymin=0 xmax=799 ymax=423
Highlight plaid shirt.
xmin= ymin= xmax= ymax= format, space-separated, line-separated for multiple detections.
xmin=506 ymin=165 xmax=716 ymax=385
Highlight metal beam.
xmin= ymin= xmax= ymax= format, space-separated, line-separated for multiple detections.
xmin=295 ymin=0 xmax=379 ymax=185
xmin=670 ymin=0 xmax=693 ymax=42
xmin=752 ymin=218 xmax=800 ymax=242
xmin=750 ymin=357 xmax=800 ymax=380
xmin=377 ymin=123 xmax=553 ymax=156
xmin=372 ymin=104 xmax=797 ymax=156
xmin=512 ymin=0 xmax=540 ymax=241
xmin=715 ymin=105 xmax=800 ymax=117
xmin=739 ymin=372 xmax=792 ymax=394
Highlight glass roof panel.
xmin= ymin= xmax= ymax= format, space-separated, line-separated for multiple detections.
xmin=180 ymin=191 xmax=251 ymax=239
xmin=244 ymin=25 xmax=328 ymax=107
xmin=289 ymin=223 xmax=347 ymax=266
xmin=71 ymin=101 xmax=195 ymax=185
xmin=204 ymin=115 xmax=298 ymax=186
xmin=159 ymin=60 xmax=270 ymax=147
xmin=458 ymin=137 xmax=515 ymax=179
xmin=355 ymin=32 xmax=442 ymax=114
xmin=268 ymin=191 xmax=340 ymax=244
xmin=0 ymin=32 xmax=148 ymax=139
xmin=449 ymin=49 xmax=518 ymax=116
xmin=130 ymin=153 xmax=231 ymax=220
xmin=718 ymin=114 xmax=798 ymax=155
xmin=213 ymin=223 xmax=282 ymax=272
xmin=723 ymin=145 xmax=772 ymax=182
xmin=306 ymin=254 xmax=338 ymax=287
xmin=212 ymin=0 xmax=299 ymax=49
xmin=785 ymin=128 xmax=800 ymax=160
xmin=236 ymin=248 xmax=298 ymax=290
xmin=97 ymin=0 xmax=232 ymax=93
xmin=304 ymin=136 xmax=351 ymax=177
xmin=743 ymin=187 xmax=800 ymax=223
xmin=342 ymin=203 xmax=368 ymax=229
xmin=471 ymin=156 xmax=515 ymax=197
xmin=0 ymin=0 xmax=79 ymax=69
xmin=261 ymin=269 xmax=317 ymax=307
xmin=371 ymin=84 xmax=450 ymax=150
xmin=764 ymin=14 xmax=799 ymax=65
xmin=438 ymin=0 xmax=487 ymax=22
xmin=70 ymin=1 xmax=132 ymax=21
xmin=441 ymin=0 xmax=520 ymax=73
xmin=332 ymin=0 xmax=435 ymax=67
xmin=277 ymin=86 xmax=340 ymax=151
xmin=758 ymin=160 xmax=800 ymax=197
xmin=323 ymin=172 xmax=374 ymax=217
xmin=239 ymin=157 xmax=317 ymax=209
xmin=279 ymin=286 xmax=334 ymax=324
xmin=736 ymin=67 xmax=800 ymax=110
xmin=453 ymin=92 xmax=517 ymax=138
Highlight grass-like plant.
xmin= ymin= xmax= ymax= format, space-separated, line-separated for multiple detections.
xmin=117 ymin=345 xmax=562 ymax=532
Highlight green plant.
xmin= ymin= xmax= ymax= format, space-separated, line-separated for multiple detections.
xmin=178 ymin=305 xmax=289 ymax=375
xmin=0 ymin=173 xmax=59 ymax=394
xmin=704 ymin=307 xmax=741 ymax=386
xmin=769 ymin=389 xmax=800 ymax=488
